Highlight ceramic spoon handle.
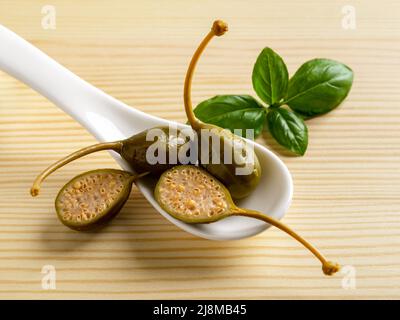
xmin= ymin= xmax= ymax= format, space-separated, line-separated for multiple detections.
xmin=0 ymin=24 xmax=170 ymax=143
xmin=0 ymin=25 xmax=110 ymax=122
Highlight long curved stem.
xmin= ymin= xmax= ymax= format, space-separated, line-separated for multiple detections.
xmin=232 ymin=208 xmax=340 ymax=276
xmin=184 ymin=20 xmax=228 ymax=130
xmin=31 ymin=141 xmax=123 ymax=197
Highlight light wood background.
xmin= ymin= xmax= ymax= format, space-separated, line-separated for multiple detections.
xmin=0 ymin=0 xmax=399 ymax=299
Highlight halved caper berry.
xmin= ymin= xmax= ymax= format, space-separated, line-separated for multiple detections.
xmin=155 ymin=165 xmax=340 ymax=276
xmin=55 ymin=169 xmax=144 ymax=231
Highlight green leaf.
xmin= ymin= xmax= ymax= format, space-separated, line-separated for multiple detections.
xmin=285 ymin=58 xmax=353 ymax=117
xmin=193 ymin=95 xmax=266 ymax=138
xmin=267 ymin=108 xmax=308 ymax=156
xmin=252 ymin=47 xmax=289 ymax=106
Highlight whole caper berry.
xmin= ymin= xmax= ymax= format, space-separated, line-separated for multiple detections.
xmin=183 ymin=20 xmax=261 ymax=199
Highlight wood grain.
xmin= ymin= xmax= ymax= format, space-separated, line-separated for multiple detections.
xmin=0 ymin=0 xmax=399 ymax=299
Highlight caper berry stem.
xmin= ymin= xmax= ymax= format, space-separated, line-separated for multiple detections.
xmin=232 ymin=208 xmax=340 ymax=276
xmin=184 ymin=20 xmax=228 ymax=130
xmin=30 ymin=141 xmax=123 ymax=196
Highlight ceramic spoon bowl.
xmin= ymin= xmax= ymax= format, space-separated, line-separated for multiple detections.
xmin=0 ymin=25 xmax=293 ymax=240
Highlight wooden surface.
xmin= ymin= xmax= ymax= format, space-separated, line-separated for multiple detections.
xmin=0 ymin=0 xmax=400 ymax=299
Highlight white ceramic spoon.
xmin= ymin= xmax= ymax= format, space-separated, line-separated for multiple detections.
xmin=0 ymin=24 xmax=293 ymax=240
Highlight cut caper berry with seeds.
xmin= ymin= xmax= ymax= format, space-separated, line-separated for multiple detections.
xmin=155 ymin=165 xmax=340 ymax=276
xmin=55 ymin=169 xmax=147 ymax=231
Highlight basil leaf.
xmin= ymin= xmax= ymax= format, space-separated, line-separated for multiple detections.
xmin=194 ymin=95 xmax=266 ymax=138
xmin=267 ymin=108 xmax=308 ymax=156
xmin=252 ymin=47 xmax=289 ymax=106
xmin=286 ymin=58 xmax=353 ymax=116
